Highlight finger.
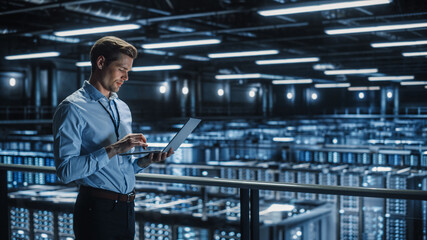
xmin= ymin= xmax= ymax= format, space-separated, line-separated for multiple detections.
xmin=148 ymin=153 xmax=153 ymax=162
xmin=156 ymin=152 xmax=162 ymax=162
xmin=167 ymin=148 xmax=174 ymax=157
xmin=161 ymin=152 xmax=167 ymax=161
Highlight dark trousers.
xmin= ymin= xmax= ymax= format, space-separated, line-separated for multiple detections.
xmin=73 ymin=189 xmax=135 ymax=240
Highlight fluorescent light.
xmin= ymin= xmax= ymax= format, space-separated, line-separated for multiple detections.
xmin=5 ymin=51 xmax=60 ymax=60
xmin=402 ymin=51 xmax=427 ymax=57
xmin=39 ymin=34 xmax=80 ymax=43
xmin=132 ymin=65 xmax=182 ymax=71
xmin=256 ymin=57 xmax=319 ymax=65
xmin=215 ymin=74 xmax=281 ymax=80
xmin=216 ymin=74 xmax=261 ymax=79
xmin=181 ymin=55 xmax=210 ymax=61
xmin=75 ymin=61 xmax=91 ymax=67
xmin=324 ymin=69 xmax=378 ymax=75
xmin=273 ymin=137 xmax=295 ymax=142
xmin=348 ymin=86 xmax=380 ymax=91
xmin=258 ymin=0 xmax=391 ymax=16
xmin=400 ymin=81 xmax=427 ymax=86
xmin=372 ymin=166 xmax=392 ymax=172
xmin=326 ymin=21 xmax=427 ymax=35
xmin=371 ymin=40 xmax=427 ymax=48
xmin=368 ymin=76 xmax=414 ymax=81
xmin=272 ymin=79 xmax=313 ymax=84
xmin=142 ymin=39 xmax=220 ymax=49
xmin=315 ymin=83 xmax=350 ymax=88
xmin=208 ymin=50 xmax=278 ymax=58
xmin=54 ymin=24 xmax=140 ymax=36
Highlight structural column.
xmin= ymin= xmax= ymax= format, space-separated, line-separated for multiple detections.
xmin=32 ymin=65 xmax=41 ymax=119
xmin=393 ymin=86 xmax=399 ymax=116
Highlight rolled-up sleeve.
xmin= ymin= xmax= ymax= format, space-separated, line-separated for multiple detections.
xmin=53 ymin=102 xmax=110 ymax=184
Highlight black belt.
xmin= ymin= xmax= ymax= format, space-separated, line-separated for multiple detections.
xmin=79 ymin=186 xmax=136 ymax=202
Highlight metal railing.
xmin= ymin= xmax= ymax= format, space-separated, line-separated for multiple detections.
xmin=1 ymin=163 xmax=427 ymax=240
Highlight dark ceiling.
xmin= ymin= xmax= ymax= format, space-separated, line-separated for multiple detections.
xmin=1 ymin=0 xmax=427 ymax=87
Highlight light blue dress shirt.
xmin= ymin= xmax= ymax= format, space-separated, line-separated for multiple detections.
xmin=53 ymin=81 xmax=143 ymax=194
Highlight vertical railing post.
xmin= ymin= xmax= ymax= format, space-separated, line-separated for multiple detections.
xmin=250 ymin=189 xmax=259 ymax=240
xmin=240 ymin=188 xmax=250 ymax=240
xmin=0 ymin=169 xmax=9 ymax=240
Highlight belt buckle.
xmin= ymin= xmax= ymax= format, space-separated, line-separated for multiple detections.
xmin=127 ymin=192 xmax=135 ymax=202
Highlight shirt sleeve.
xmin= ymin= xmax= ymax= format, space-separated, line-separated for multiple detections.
xmin=132 ymin=157 xmax=146 ymax=174
xmin=52 ymin=102 xmax=111 ymax=184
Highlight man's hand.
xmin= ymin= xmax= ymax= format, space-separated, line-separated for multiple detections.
xmin=105 ymin=133 xmax=148 ymax=159
xmin=137 ymin=148 xmax=174 ymax=168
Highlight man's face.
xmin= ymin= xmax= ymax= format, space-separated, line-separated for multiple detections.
xmin=99 ymin=53 xmax=133 ymax=94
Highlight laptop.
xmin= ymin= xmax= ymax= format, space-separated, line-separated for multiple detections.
xmin=120 ymin=118 xmax=201 ymax=155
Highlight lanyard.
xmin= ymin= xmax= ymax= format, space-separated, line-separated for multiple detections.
xmin=98 ymin=100 xmax=120 ymax=141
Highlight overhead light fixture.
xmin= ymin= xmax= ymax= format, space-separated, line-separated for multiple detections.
xmin=348 ymin=86 xmax=380 ymax=91
xmin=368 ymin=76 xmax=414 ymax=81
xmin=402 ymin=51 xmax=427 ymax=57
xmin=75 ymin=61 xmax=91 ymax=67
xmin=132 ymin=65 xmax=182 ymax=72
xmin=425 ymin=85 xmax=427 ymax=89
xmin=215 ymin=74 xmax=281 ymax=80
xmin=325 ymin=21 xmax=427 ymax=35
xmin=5 ymin=51 xmax=60 ymax=60
xmin=54 ymin=24 xmax=140 ymax=36
xmin=39 ymin=34 xmax=80 ymax=43
xmin=371 ymin=39 xmax=427 ymax=48
xmin=180 ymin=55 xmax=210 ymax=62
xmin=256 ymin=57 xmax=319 ymax=65
xmin=272 ymin=79 xmax=313 ymax=84
xmin=324 ymin=69 xmax=378 ymax=75
xmin=315 ymin=83 xmax=350 ymax=88
xmin=258 ymin=0 xmax=391 ymax=16
xmin=142 ymin=39 xmax=220 ymax=49
xmin=273 ymin=137 xmax=295 ymax=142
xmin=208 ymin=50 xmax=279 ymax=58
xmin=400 ymin=81 xmax=427 ymax=86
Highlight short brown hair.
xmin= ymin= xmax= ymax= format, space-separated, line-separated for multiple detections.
xmin=90 ymin=36 xmax=138 ymax=72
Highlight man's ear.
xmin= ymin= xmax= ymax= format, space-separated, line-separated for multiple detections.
xmin=96 ymin=55 xmax=105 ymax=70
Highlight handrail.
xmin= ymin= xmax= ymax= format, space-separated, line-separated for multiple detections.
xmin=1 ymin=163 xmax=427 ymax=200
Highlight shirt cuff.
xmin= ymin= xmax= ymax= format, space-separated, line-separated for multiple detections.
xmin=92 ymin=147 xmax=110 ymax=169
xmin=133 ymin=158 xmax=145 ymax=173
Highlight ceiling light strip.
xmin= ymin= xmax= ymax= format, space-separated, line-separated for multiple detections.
xmin=258 ymin=0 xmax=391 ymax=16
xmin=132 ymin=65 xmax=182 ymax=71
xmin=256 ymin=57 xmax=319 ymax=65
xmin=5 ymin=51 xmax=60 ymax=60
xmin=348 ymin=86 xmax=380 ymax=91
xmin=400 ymin=81 xmax=427 ymax=86
xmin=402 ymin=51 xmax=427 ymax=57
xmin=371 ymin=40 xmax=427 ymax=48
xmin=142 ymin=39 xmax=221 ymax=49
xmin=315 ymin=83 xmax=351 ymax=88
xmin=76 ymin=61 xmax=91 ymax=67
xmin=324 ymin=69 xmax=378 ymax=75
xmin=215 ymin=74 xmax=262 ymax=80
xmin=325 ymin=22 xmax=427 ymax=35
xmin=54 ymin=24 xmax=140 ymax=36
xmin=208 ymin=50 xmax=279 ymax=58
xmin=272 ymin=79 xmax=313 ymax=84
xmin=368 ymin=76 xmax=414 ymax=81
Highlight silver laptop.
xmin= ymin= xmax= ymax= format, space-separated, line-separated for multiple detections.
xmin=120 ymin=118 xmax=201 ymax=155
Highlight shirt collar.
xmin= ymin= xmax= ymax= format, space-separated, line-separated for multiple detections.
xmin=83 ymin=80 xmax=118 ymax=101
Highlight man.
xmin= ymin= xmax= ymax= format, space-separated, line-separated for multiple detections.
xmin=53 ymin=36 xmax=173 ymax=240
